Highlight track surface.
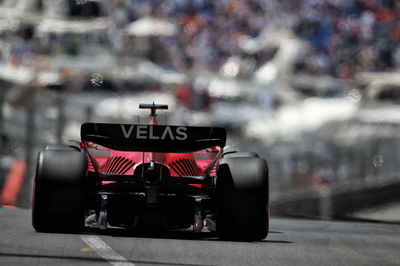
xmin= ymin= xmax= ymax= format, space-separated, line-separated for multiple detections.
xmin=0 ymin=208 xmax=399 ymax=266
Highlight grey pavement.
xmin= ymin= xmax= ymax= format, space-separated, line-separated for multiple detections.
xmin=0 ymin=208 xmax=399 ymax=266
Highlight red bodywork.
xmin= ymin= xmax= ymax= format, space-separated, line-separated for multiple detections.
xmin=78 ymin=104 xmax=227 ymax=229
xmin=83 ymin=114 xmax=220 ymax=187
xmin=88 ymin=148 xmax=218 ymax=186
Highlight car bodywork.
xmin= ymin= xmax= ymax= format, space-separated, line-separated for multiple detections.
xmin=81 ymin=104 xmax=226 ymax=231
xmin=32 ymin=103 xmax=269 ymax=240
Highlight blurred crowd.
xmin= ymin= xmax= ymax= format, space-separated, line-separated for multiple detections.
xmin=1 ymin=0 xmax=399 ymax=82
xmin=291 ymin=0 xmax=400 ymax=80
xmin=121 ymin=0 xmax=400 ymax=79
xmin=97 ymin=0 xmax=389 ymax=74
xmin=100 ymin=0 xmax=400 ymax=85
xmin=110 ymin=0 xmax=270 ymax=72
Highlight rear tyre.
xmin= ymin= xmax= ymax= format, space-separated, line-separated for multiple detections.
xmin=216 ymin=157 xmax=269 ymax=241
xmin=223 ymin=152 xmax=259 ymax=158
xmin=32 ymin=149 xmax=87 ymax=232
xmin=43 ymin=144 xmax=80 ymax=152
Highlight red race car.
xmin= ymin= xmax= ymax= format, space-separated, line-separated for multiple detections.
xmin=32 ymin=103 xmax=269 ymax=241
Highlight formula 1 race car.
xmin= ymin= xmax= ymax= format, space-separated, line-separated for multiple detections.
xmin=32 ymin=103 xmax=269 ymax=241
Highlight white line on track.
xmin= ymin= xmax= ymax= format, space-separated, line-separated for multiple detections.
xmin=80 ymin=235 xmax=135 ymax=266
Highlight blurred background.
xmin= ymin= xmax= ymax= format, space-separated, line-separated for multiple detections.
xmin=0 ymin=0 xmax=399 ymax=222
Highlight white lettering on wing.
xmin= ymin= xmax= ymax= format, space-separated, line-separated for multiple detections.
xmin=120 ymin=125 xmax=189 ymax=141
xmin=161 ymin=126 xmax=175 ymax=140
xmin=136 ymin=125 xmax=147 ymax=139
xmin=176 ymin=127 xmax=188 ymax=140
xmin=121 ymin=125 xmax=134 ymax=139
xmin=149 ymin=126 xmax=159 ymax=140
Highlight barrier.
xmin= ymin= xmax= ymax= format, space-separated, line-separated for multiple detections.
xmin=271 ymin=176 xmax=400 ymax=219
xmin=0 ymin=160 xmax=26 ymax=208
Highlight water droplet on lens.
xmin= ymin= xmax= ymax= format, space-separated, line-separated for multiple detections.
xmin=76 ymin=0 xmax=88 ymax=5
xmin=347 ymin=89 xmax=361 ymax=103
xmin=373 ymin=155 xmax=383 ymax=167
xmin=91 ymin=73 xmax=103 ymax=87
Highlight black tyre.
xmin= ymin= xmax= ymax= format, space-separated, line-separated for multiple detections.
xmin=32 ymin=149 xmax=87 ymax=232
xmin=223 ymin=152 xmax=259 ymax=158
xmin=216 ymin=157 xmax=269 ymax=241
xmin=43 ymin=144 xmax=80 ymax=152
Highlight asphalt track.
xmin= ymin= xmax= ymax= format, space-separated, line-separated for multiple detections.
xmin=0 ymin=208 xmax=399 ymax=266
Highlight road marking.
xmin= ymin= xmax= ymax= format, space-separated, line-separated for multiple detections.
xmin=80 ymin=235 xmax=135 ymax=266
xmin=80 ymin=247 xmax=94 ymax=252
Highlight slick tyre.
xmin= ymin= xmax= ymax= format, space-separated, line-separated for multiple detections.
xmin=223 ymin=152 xmax=259 ymax=158
xmin=216 ymin=157 xmax=269 ymax=241
xmin=43 ymin=144 xmax=80 ymax=152
xmin=32 ymin=149 xmax=87 ymax=232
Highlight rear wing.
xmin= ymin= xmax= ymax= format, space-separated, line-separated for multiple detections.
xmin=81 ymin=123 xmax=226 ymax=153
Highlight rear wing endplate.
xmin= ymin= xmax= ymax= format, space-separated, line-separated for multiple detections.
xmin=81 ymin=123 xmax=226 ymax=153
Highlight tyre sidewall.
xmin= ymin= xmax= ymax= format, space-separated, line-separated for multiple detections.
xmin=32 ymin=150 xmax=87 ymax=232
xmin=216 ymin=157 xmax=269 ymax=241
